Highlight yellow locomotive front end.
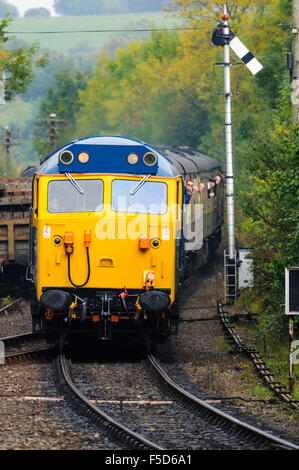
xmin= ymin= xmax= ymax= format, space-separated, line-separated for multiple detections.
xmin=29 ymin=136 xmax=184 ymax=343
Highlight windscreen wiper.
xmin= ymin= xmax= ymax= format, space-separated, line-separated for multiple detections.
xmin=65 ymin=172 xmax=84 ymax=194
xmin=130 ymin=174 xmax=151 ymax=195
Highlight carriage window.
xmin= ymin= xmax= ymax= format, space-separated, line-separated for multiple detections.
xmin=112 ymin=180 xmax=167 ymax=214
xmin=48 ymin=179 xmax=103 ymax=213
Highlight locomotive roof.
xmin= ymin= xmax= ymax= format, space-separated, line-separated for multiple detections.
xmin=37 ymin=136 xmax=221 ymax=177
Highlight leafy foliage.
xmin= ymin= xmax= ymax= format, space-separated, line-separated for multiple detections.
xmin=24 ymin=8 xmax=51 ymax=18
xmin=68 ymin=0 xmax=292 ymax=161
xmin=0 ymin=15 xmax=48 ymax=174
xmin=75 ymin=30 xmax=210 ymax=149
xmin=33 ymin=66 xmax=90 ymax=159
xmin=0 ymin=16 xmax=48 ymax=101
xmin=54 ymin=0 xmax=171 ymax=15
xmin=239 ymin=121 xmax=299 ymax=331
xmin=0 ymin=1 xmax=18 ymax=18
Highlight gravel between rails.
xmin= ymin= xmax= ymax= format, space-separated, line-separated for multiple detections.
xmin=0 ymin=302 xmax=123 ymax=449
xmin=0 ymin=245 xmax=298 ymax=449
xmin=0 ymin=300 xmax=32 ymax=337
xmin=0 ymin=361 xmax=125 ymax=450
xmin=69 ymin=356 xmax=277 ymax=450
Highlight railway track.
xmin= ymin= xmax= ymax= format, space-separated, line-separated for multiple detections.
xmin=0 ymin=298 xmax=297 ymax=449
xmin=217 ymin=300 xmax=299 ymax=410
xmin=0 ymin=298 xmax=23 ymax=316
xmin=0 ymin=331 xmax=55 ymax=364
xmin=1 ymin=331 xmax=42 ymax=346
xmin=55 ymin=347 xmax=299 ymax=450
xmin=147 ymin=352 xmax=299 ymax=450
xmin=56 ymin=351 xmax=163 ymax=450
xmin=2 ymin=346 xmax=56 ymax=364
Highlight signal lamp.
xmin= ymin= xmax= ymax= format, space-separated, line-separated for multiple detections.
xmin=78 ymin=152 xmax=90 ymax=164
xmin=59 ymin=150 xmax=74 ymax=165
xmin=143 ymin=152 xmax=157 ymax=166
xmin=127 ymin=153 xmax=138 ymax=165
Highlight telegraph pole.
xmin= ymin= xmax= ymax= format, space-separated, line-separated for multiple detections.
xmin=50 ymin=113 xmax=57 ymax=154
xmin=5 ymin=126 xmax=10 ymax=177
xmin=2 ymin=127 xmax=21 ymax=177
xmin=292 ymin=0 xmax=299 ymax=122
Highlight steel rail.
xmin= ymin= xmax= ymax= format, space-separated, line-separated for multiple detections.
xmin=2 ymin=346 xmax=56 ymax=364
xmin=56 ymin=352 xmax=164 ymax=451
xmin=217 ymin=300 xmax=298 ymax=410
xmin=0 ymin=298 xmax=22 ymax=315
xmin=147 ymin=353 xmax=299 ymax=450
xmin=0 ymin=331 xmax=42 ymax=345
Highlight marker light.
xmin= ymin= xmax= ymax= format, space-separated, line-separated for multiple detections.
xmin=59 ymin=150 xmax=74 ymax=165
xmin=78 ymin=152 xmax=90 ymax=164
xmin=143 ymin=152 xmax=157 ymax=166
xmin=127 ymin=153 xmax=139 ymax=165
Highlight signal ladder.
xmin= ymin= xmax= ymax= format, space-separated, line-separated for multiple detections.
xmin=224 ymin=249 xmax=237 ymax=303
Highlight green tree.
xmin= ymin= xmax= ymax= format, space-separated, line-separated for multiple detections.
xmin=0 ymin=16 xmax=47 ymax=175
xmin=168 ymin=0 xmax=292 ymax=160
xmin=0 ymin=16 xmax=48 ymax=102
xmin=53 ymin=0 xmax=169 ymax=15
xmin=33 ymin=66 xmax=89 ymax=159
xmin=51 ymin=0 xmax=292 ymax=158
xmin=76 ymin=30 xmax=210 ymax=148
xmin=239 ymin=122 xmax=299 ymax=332
xmin=0 ymin=1 xmax=18 ymax=17
xmin=24 ymin=8 xmax=51 ymax=17
xmin=238 ymin=66 xmax=298 ymax=331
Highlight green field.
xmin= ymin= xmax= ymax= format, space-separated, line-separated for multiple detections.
xmin=7 ymin=13 xmax=179 ymax=56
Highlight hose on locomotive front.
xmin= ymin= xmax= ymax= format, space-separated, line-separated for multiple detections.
xmin=67 ymin=246 xmax=91 ymax=288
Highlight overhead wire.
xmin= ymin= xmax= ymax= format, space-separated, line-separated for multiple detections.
xmin=7 ymin=23 xmax=291 ymax=35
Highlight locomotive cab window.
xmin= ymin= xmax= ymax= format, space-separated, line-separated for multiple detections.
xmin=47 ymin=179 xmax=103 ymax=213
xmin=112 ymin=180 xmax=167 ymax=214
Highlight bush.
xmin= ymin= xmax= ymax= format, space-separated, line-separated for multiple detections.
xmin=239 ymin=123 xmax=299 ymax=332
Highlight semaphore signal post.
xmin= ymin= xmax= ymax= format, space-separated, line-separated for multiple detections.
xmin=212 ymin=6 xmax=263 ymax=303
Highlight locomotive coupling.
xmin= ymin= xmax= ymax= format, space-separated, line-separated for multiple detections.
xmin=84 ymin=230 xmax=92 ymax=247
xmin=64 ymin=231 xmax=74 ymax=254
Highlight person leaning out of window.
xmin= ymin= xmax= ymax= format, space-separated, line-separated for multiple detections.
xmin=184 ymin=179 xmax=194 ymax=204
xmin=192 ymin=182 xmax=205 ymax=202
xmin=207 ymin=178 xmax=216 ymax=198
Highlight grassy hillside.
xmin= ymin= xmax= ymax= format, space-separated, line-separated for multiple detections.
xmin=7 ymin=13 xmax=179 ymax=56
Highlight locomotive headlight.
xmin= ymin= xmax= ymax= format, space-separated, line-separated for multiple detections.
xmin=127 ymin=153 xmax=139 ymax=165
xmin=143 ymin=152 xmax=157 ymax=166
xmin=151 ymin=238 xmax=161 ymax=249
xmin=78 ymin=152 xmax=90 ymax=164
xmin=53 ymin=235 xmax=63 ymax=247
xmin=59 ymin=150 xmax=74 ymax=165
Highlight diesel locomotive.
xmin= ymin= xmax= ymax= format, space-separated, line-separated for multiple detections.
xmin=28 ymin=135 xmax=224 ymax=343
